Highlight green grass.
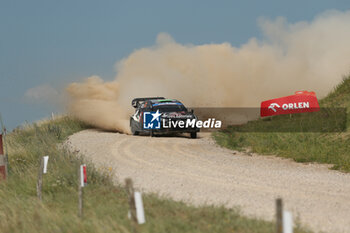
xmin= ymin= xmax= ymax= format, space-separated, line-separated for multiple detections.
xmin=0 ymin=116 xmax=310 ymax=233
xmin=214 ymin=74 xmax=350 ymax=171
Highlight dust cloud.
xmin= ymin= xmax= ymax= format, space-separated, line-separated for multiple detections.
xmin=66 ymin=10 xmax=350 ymax=133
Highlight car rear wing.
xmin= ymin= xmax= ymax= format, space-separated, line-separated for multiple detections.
xmin=131 ymin=97 xmax=165 ymax=108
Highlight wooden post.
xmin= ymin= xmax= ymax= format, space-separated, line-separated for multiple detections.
xmin=5 ymin=154 xmax=8 ymax=178
xmin=0 ymin=134 xmax=3 ymax=155
xmin=3 ymin=131 xmax=8 ymax=178
xmin=0 ymin=114 xmax=9 ymax=178
xmin=276 ymin=198 xmax=283 ymax=233
xmin=36 ymin=157 xmax=44 ymax=200
xmin=0 ymin=134 xmax=6 ymax=180
xmin=125 ymin=178 xmax=138 ymax=233
xmin=0 ymin=155 xmax=6 ymax=180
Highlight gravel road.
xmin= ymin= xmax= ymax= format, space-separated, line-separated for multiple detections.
xmin=66 ymin=129 xmax=350 ymax=233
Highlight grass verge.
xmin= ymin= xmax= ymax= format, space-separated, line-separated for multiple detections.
xmin=214 ymin=75 xmax=350 ymax=171
xmin=0 ymin=116 xmax=310 ymax=233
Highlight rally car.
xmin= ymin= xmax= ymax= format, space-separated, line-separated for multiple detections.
xmin=130 ymin=97 xmax=199 ymax=138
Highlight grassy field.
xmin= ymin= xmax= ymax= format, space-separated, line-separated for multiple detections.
xmin=214 ymin=75 xmax=350 ymax=171
xmin=0 ymin=116 xmax=310 ymax=233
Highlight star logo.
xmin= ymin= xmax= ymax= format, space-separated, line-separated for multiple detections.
xmin=151 ymin=110 xmax=161 ymax=123
xmin=143 ymin=110 xmax=161 ymax=129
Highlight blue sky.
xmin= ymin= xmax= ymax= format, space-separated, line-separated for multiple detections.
xmin=1 ymin=0 xmax=350 ymax=130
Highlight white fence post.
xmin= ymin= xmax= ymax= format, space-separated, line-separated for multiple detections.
xmin=283 ymin=210 xmax=293 ymax=233
xmin=43 ymin=156 xmax=49 ymax=174
xmin=134 ymin=191 xmax=146 ymax=224
xmin=78 ymin=164 xmax=86 ymax=218
xmin=37 ymin=156 xmax=49 ymax=200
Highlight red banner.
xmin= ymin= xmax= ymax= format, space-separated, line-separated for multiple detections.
xmin=260 ymin=91 xmax=320 ymax=117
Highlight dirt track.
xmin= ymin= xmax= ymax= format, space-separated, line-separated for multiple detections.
xmin=66 ymin=130 xmax=350 ymax=233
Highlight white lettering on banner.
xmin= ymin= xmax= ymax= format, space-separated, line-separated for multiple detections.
xmin=282 ymin=102 xmax=310 ymax=110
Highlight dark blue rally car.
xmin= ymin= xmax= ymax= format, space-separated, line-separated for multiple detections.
xmin=130 ymin=97 xmax=199 ymax=138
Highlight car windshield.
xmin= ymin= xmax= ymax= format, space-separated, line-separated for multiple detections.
xmin=152 ymin=104 xmax=187 ymax=112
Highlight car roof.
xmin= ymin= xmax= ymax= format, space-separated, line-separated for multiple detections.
xmin=150 ymin=99 xmax=181 ymax=104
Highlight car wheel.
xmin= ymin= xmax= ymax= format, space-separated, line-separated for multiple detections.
xmin=132 ymin=129 xmax=139 ymax=135
xmin=190 ymin=132 xmax=197 ymax=139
